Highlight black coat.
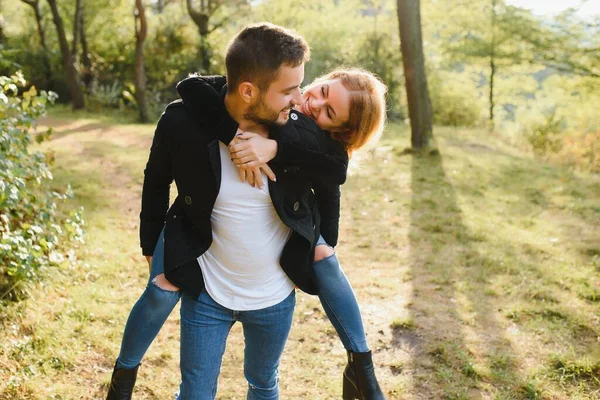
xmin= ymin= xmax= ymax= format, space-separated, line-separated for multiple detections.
xmin=139 ymin=75 xmax=348 ymax=297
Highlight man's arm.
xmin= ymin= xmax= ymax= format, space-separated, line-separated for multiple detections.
xmin=140 ymin=110 xmax=174 ymax=256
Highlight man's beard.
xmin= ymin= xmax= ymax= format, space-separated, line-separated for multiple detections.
xmin=244 ymin=96 xmax=291 ymax=127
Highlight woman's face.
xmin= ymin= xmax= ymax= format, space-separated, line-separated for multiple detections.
xmin=298 ymin=79 xmax=351 ymax=132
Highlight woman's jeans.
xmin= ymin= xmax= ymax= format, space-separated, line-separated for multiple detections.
xmin=178 ymin=290 xmax=295 ymax=400
xmin=115 ymin=232 xmax=369 ymax=370
xmin=116 ymin=229 xmax=182 ymax=369
xmin=314 ymin=236 xmax=370 ymax=353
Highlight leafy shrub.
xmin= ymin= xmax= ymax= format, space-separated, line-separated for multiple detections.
xmin=0 ymin=72 xmax=84 ymax=301
xmin=87 ymin=80 xmax=125 ymax=110
xmin=560 ymin=131 xmax=600 ymax=173
xmin=524 ymin=110 xmax=564 ymax=155
xmin=429 ymin=72 xmax=484 ymax=127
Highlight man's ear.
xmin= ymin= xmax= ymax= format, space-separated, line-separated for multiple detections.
xmin=238 ymin=82 xmax=259 ymax=104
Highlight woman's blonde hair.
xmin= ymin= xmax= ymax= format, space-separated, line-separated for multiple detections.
xmin=310 ymin=68 xmax=387 ymax=153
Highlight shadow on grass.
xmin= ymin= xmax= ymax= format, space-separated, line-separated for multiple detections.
xmin=406 ymin=148 xmax=530 ymax=399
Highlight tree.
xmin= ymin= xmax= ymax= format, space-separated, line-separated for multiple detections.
xmin=79 ymin=9 xmax=93 ymax=90
xmin=47 ymin=0 xmax=85 ymax=109
xmin=186 ymin=0 xmax=246 ymax=74
xmin=515 ymin=9 xmax=600 ymax=79
xmin=397 ymin=0 xmax=433 ymax=149
xmin=134 ymin=0 xmax=149 ymax=122
xmin=71 ymin=0 xmax=83 ymax=66
xmin=20 ymin=0 xmax=53 ymax=88
xmin=489 ymin=0 xmax=497 ymax=125
xmin=0 ymin=0 xmax=5 ymax=45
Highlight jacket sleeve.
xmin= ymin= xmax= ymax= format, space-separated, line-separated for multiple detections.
xmin=271 ymin=125 xmax=349 ymax=185
xmin=313 ymin=179 xmax=341 ymax=247
xmin=139 ymin=110 xmax=174 ymax=256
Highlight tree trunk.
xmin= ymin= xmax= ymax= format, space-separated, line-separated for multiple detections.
xmin=80 ymin=8 xmax=93 ymax=90
xmin=156 ymin=0 xmax=164 ymax=12
xmin=489 ymin=0 xmax=497 ymax=129
xmin=21 ymin=0 xmax=53 ymax=88
xmin=134 ymin=0 xmax=149 ymax=122
xmin=71 ymin=0 xmax=83 ymax=66
xmin=0 ymin=0 xmax=5 ymax=45
xmin=186 ymin=0 xmax=213 ymax=74
xmin=397 ymin=0 xmax=433 ymax=149
xmin=47 ymin=0 xmax=85 ymax=109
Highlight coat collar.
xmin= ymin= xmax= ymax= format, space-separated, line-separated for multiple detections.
xmin=176 ymin=75 xmax=238 ymax=145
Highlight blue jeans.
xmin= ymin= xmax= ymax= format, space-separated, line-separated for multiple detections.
xmin=115 ymin=231 xmax=368 ymax=371
xmin=116 ymin=229 xmax=182 ymax=369
xmin=315 ymin=236 xmax=369 ymax=353
xmin=178 ymin=290 xmax=296 ymax=400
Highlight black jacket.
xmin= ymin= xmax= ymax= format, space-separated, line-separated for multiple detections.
xmin=139 ymin=75 xmax=348 ymax=297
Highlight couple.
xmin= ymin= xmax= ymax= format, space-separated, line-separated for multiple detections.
xmin=106 ymin=22 xmax=387 ymax=400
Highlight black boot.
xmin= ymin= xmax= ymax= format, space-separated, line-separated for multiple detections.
xmin=106 ymin=363 xmax=139 ymax=400
xmin=342 ymin=351 xmax=386 ymax=400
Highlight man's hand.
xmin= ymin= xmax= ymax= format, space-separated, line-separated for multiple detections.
xmin=229 ymin=132 xmax=278 ymax=168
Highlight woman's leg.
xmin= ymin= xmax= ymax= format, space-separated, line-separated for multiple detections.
xmin=115 ymin=229 xmax=181 ymax=369
xmin=313 ymin=238 xmax=369 ymax=353
xmin=314 ymin=237 xmax=386 ymax=399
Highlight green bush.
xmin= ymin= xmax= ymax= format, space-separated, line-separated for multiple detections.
xmin=524 ymin=110 xmax=564 ymax=155
xmin=429 ymin=72 xmax=484 ymax=127
xmin=0 ymin=72 xmax=84 ymax=301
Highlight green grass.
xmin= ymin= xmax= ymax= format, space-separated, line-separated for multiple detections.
xmin=0 ymin=117 xmax=599 ymax=399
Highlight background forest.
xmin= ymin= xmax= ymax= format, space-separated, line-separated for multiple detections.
xmin=2 ymin=0 xmax=600 ymax=171
xmin=1 ymin=1 xmax=599 ymax=399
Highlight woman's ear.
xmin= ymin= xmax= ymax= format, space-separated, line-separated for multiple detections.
xmin=238 ymin=82 xmax=258 ymax=104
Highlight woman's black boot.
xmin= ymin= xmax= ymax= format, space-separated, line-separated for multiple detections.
xmin=106 ymin=363 xmax=139 ymax=400
xmin=342 ymin=351 xmax=386 ymax=400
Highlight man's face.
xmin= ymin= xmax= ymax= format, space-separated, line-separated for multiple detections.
xmin=245 ymin=63 xmax=305 ymax=126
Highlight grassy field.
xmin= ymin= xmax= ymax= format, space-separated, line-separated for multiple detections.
xmin=1 ymin=113 xmax=599 ymax=399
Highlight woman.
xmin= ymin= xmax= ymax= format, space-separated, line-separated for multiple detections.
xmin=106 ymin=68 xmax=387 ymax=400
xmin=229 ymin=68 xmax=387 ymax=400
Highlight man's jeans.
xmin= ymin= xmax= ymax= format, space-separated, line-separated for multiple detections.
xmin=116 ymin=229 xmax=182 ymax=369
xmin=178 ymin=290 xmax=296 ymax=400
xmin=115 ymin=230 xmax=368 ymax=372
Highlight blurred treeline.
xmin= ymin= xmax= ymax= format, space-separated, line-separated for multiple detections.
xmin=2 ymin=0 xmax=599 ymax=171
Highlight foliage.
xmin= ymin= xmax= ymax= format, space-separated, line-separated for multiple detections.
xmin=2 ymin=0 xmax=600 ymax=170
xmin=523 ymin=110 xmax=564 ymax=155
xmin=0 ymin=72 xmax=84 ymax=301
xmin=428 ymin=70 xmax=484 ymax=127
xmin=560 ymin=131 xmax=600 ymax=173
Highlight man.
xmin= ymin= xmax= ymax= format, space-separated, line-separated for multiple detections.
xmin=139 ymin=23 xmax=322 ymax=399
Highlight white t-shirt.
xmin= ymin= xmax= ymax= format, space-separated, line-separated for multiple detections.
xmin=197 ymin=141 xmax=294 ymax=310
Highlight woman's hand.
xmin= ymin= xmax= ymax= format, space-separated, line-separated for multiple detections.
xmin=229 ymin=132 xmax=278 ymax=167
xmin=230 ymin=132 xmax=277 ymax=188
xmin=236 ymin=164 xmax=277 ymax=188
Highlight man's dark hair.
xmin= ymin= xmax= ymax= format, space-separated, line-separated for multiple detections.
xmin=226 ymin=22 xmax=310 ymax=93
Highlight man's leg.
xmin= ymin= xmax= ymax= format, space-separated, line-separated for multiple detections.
xmin=179 ymin=291 xmax=234 ymax=400
xmin=241 ymin=290 xmax=296 ymax=400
